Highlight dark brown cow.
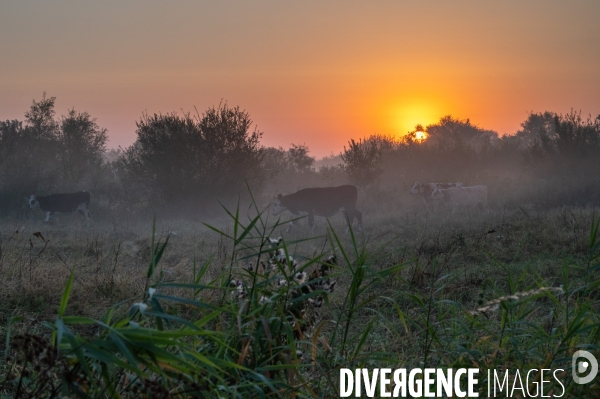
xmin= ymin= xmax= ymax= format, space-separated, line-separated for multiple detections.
xmin=272 ymin=185 xmax=362 ymax=233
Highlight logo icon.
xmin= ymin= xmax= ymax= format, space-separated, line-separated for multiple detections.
xmin=572 ymin=350 xmax=598 ymax=384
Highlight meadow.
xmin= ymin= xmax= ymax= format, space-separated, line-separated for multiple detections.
xmin=1 ymin=189 xmax=599 ymax=398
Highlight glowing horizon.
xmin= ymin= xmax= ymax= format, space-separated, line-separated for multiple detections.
xmin=1 ymin=1 xmax=599 ymax=158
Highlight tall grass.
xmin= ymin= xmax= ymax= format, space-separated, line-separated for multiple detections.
xmin=1 ymin=201 xmax=600 ymax=397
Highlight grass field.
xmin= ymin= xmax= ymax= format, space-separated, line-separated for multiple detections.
xmin=1 ymin=197 xmax=600 ymax=397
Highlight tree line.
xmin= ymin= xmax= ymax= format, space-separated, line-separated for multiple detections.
xmin=341 ymin=112 xmax=600 ymax=208
xmin=1 ymin=94 xmax=599 ymax=218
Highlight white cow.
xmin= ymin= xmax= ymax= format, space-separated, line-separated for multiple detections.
xmin=410 ymin=182 xmax=463 ymax=213
xmin=431 ymin=185 xmax=489 ymax=214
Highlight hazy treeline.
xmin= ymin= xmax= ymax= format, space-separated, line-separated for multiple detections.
xmin=361 ymin=112 xmax=600 ymax=209
xmin=1 ymin=94 xmax=600 ymax=219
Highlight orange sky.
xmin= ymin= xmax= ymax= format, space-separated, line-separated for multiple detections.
xmin=1 ymin=1 xmax=599 ymax=157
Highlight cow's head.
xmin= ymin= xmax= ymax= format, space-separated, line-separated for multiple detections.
xmin=272 ymin=194 xmax=287 ymax=216
xmin=28 ymin=195 xmax=39 ymax=209
xmin=268 ymin=237 xmax=283 ymax=247
xmin=431 ymin=188 xmax=445 ymax=201
xmin=409 ymin=181 xmax=423 ymax=195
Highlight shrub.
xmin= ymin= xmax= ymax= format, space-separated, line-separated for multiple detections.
xmin=341 ymin=138 xmax=383 ymax=188
xmin=120 ymin=103 xmax=265 ymax=212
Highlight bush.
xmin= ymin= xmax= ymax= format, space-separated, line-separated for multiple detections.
xmin=341 ymin=138 xmax=383 ymax=188
xmin=56 ymin=109 xmax=108 ymax=189
xmin=120 ymin=103 xmax=265 ymax=212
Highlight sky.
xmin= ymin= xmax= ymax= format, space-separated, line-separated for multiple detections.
xmin=1 ymin=1 xmax=599 ymax=157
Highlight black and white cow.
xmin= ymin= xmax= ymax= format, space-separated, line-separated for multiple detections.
xmin=409 ymin=181 xmax=463 ymax=214
xmin=29 ymin=191 xmax=91 ymax=222
xmin=272 ymin=185 xmax=362 ymax=233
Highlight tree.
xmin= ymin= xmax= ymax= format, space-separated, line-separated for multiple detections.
xmin=0 ymin=120 xmax=23 ymax=214
xmin=341 ymin=138 xmax=383 ymax=187
xmin=24 ymin=92 xmax=59 ymax=140
xmin=425 ymin=115 xmax=499 ymax=151
xmin=262 ymin=147 xmax=288 ymax=179
xmin=552 ymin=111 xmax=600 ymax=158
xmin=516 ymin=111 xmax=556 ymax=146
xmin=287 ymin=143 xmax=315 ymax=173
xmin=120 ymin=103 xmax=265 ymax=209
xmin=5 ymin=94 xmax=61 ymax=196
xmin=196 ymin=103 xmax=264 ymax=197
xmin=121 ymin=113 xmax=205 ymax=206
xmin=57 ymin=109 xmax=108 ymax=188
xmin=0 ymin=120 xmax=20 ymax=169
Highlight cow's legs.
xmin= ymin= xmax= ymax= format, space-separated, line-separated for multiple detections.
xmin=285 ymin=220 xmax=294 ymax=233
xmin=45 ymin=211 xmax=52 ymax=222
xmin=285 ymin=215 xmax=304 ymax=232
xmin=343 ymin=209 xmax=362 ymax=233
xmin=342 ymin=210 xmax=351 ymax=234
xmin=355 ymin=210 xmax=363 ymax=231
xmin=284 ymin=212 xmax=312 ymax=233
xmin=478 ymin=202 xmax=490 ymax=214
xmin=422 ymin=197 xmax=431 ymax=213
xmin=77 ymin=203 xmax=91 ymax=220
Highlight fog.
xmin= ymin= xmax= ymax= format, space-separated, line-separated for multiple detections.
xmin=2 ymin=94 xmax=600 ymax=224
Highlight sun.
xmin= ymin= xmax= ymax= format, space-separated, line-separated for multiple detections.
xmin=415 ymin=131 xmax=428 ymax=141
xmin=389 ymin=101 xmax=439 ymax=138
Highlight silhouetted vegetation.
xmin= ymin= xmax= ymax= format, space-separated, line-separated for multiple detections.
xmin=338 ymin=112 xmax=600 ymax=209
xmin=119 ymin=103 xmax=264 ymax=213
xmin=341 ymin=137 xmax=383 ymax=188
xmin=2 ymin=94 xmax=600 ymax=219
xmin=0 ymin=94 xmax=108 ymax=217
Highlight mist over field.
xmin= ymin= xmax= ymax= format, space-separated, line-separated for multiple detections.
xmin=2 ymin=94 xmax=600 ymax=221
xmin=2 ymin=0 xmax=600 ymax=394
xmin=1 ymin=94 xmax=600 ymax=397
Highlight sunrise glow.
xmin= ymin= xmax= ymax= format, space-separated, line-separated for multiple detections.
xmin=1 ymin=4 xmax=600 ymax=393
xmin=1 ymin=2 xmax=599 ymax=157
xmin=415 ymin=131 xmax=428 ymax=141
xmin=385 ymin=100 xmax=441 ymax=140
